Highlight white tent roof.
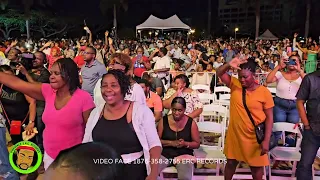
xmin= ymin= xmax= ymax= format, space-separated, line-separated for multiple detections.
xmin=136 ymin=14 xmax=190 ymax=30
xmin=136 ymin=15 xmax=164 ymax=30
xmin=257 ymin=29 xmax=278 ymax=40
xmin=162 ymin=15 xmax=190 ymax=30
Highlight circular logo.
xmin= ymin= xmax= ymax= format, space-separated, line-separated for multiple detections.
xmin=9 ymin=141 xmax=42 ymax=174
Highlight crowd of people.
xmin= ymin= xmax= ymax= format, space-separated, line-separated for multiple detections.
xmin=0 ymin=26 xmax=319 ymax=180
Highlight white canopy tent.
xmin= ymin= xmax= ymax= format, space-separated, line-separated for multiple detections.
xmin=136 ymin=15 xmax=165 ymax=30
xmin=162 ymin=15 xmax=190 ymax=30
xmin=257 ymin=29 xmax=278 ymax=40
xmin=136 ymin=14 xmax=190 ymax=31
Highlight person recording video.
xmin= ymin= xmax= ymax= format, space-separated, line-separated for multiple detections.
xmin=17 ymin=51 xmax=50 ymax=159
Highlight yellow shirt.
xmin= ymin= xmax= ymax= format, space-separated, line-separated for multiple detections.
xmin=0 ymin=51 xmax=5 ymax=59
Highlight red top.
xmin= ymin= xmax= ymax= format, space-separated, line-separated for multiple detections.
xmin=74 ymin=55 xmax=85 ymax=68
xmin=132 ymin=55 xmax=149 ymax=77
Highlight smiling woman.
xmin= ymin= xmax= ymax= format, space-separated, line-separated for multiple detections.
xmin=0 ymin=58 xmax=95 ymax=170
xmin=93 ymin=53 xmax=146 ymax=107
xmin=83 ymin=69 xmax=162 ymax=180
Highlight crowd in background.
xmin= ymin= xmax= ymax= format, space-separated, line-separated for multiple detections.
xmin=0 ymin=26 xmax=319 ymax=180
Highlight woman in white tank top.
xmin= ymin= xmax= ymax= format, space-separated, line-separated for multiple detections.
xmin=266 ymin=55 xmax=305 ymax=168
xmin=266 ymin=55 xmax=305 ymax=143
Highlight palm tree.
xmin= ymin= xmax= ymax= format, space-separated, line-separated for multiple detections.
xmin=254 ymin=0 xmax=260 ymax=40
xmin=207 ymin=0 xmax=212 ymax=35
xmin=304 ymin=0 xmax=311 ymax=38
xmin=21 ymin=0 xmax=52 ymax=39
xmin=246 ymin=0 xmax=260 ymax=40
xmin=100 ymin=0 xmax=128 ymax=37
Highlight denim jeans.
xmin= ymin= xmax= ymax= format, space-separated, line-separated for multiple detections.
xmin=36 ymin=106 xmax=45 ymax=153
xmin=0 ymin=127 xmax=19 ymax=180
xmin=297 ymin=129 xmax=320 ymax=180
xmin=273 ymin=97 xmax=300 ymax=146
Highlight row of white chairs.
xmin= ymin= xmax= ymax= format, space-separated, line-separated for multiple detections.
xmin=192 ymin=84 xmax=276 ymax=104
xmin=160 ymin=122 xmax=306 ymax=180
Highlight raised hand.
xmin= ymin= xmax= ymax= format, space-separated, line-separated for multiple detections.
xmin=108 ymin=37 xmax=113 ymax=45
xmin=11 ymin=40 xmax=18 ymax=47
xmin=279 ymin=58 xmax=287 ymax=69
xmin=228 ymin=57 xmax=248 ymax=70
xmin=84 ymin=26 xmax=91 ymax=34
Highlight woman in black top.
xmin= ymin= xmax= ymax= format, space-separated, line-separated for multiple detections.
xmin=89 ymin=70 xmax=161 ymax=180
xmin=157 ymin=97 xmax=200 ymax=180
xmin=0 ymin=65 xmax=36 ymax=145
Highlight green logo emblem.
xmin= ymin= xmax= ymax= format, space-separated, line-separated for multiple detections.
xmin=9 ymin=141 xmax=42 ymax=174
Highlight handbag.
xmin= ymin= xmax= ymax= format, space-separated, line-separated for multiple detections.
xmin=242 ymin=88 xmax=277 ymax=150
xmin=0 ymin=84 xmax=29 ymax=135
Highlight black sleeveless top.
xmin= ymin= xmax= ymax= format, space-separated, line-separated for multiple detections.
xmin=161 ymin=116 xmax=194 ymax=160
xmin=92 ymin=104 xmax=143 ymax=155
xmin=0 ymin=85 xmax=29 ymax=123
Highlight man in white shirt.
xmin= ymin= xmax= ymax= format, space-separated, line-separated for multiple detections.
xmin=169 ymin=44 xmax=182 ymax=59
xmin=149 ymin=48 xmax=171 ymax=77
xmin=149 ymin=47 xmax=171 ymax=90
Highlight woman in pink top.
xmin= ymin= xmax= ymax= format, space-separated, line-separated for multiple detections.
xmin=0 ymin=58 xmax=95 ymax=170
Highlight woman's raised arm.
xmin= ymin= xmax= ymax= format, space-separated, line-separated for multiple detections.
xmin=0 ymin=72 xmax=44 ymax=101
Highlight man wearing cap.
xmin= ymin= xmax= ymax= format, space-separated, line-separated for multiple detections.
xmin=16 ymin=145 xmax=36 ymax=170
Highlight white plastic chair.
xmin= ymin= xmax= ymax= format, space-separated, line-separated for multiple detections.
xmin=214 ymin=86 xmax=230 ymax=94
xmin=201 ymin=104 xmax=228 ymax=123
xmin=192 ymin=84 xmax=211 ymax=93
xmin=218 ymin=94 xmax=230 ymax=100
xmin=194 ymin=121 xmax=227 ymax=176
xmin=268 ymin=122 xmax=303 ymax=178
xmin=198 ymin=93 xmax=215 ymax=105
xmin=213 ymin=86 xmax=230 ymax=101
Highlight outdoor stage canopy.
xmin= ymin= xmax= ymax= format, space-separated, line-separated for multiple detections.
xmin=136 ymin=14 xmax=190 ymax=31
xmin=257 ymin=29 xmax=279 ymax=40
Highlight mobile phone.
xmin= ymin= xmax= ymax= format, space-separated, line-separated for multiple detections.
xmin=286 ymin=59 xmax=296 ymax=65
xmin=287 ymin=47 xmax=292 ymax=54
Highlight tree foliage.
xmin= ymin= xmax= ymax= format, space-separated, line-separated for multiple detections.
xmin=29 ymin=11 xmax=75 ymax=38
xmin=0 ymin=9 xmax=26 ymax=39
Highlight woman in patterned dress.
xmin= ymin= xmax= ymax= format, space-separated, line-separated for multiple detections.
xmin=163 ymin=74 xmax=203 ymax=119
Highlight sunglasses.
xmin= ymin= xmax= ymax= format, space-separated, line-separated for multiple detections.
xmin=83 ymin=52 xmax=95 ymax=55
xmin=109 ymin=61 xmax=126 ymax=72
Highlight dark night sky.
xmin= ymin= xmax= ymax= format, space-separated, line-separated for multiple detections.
xmin=5 ymin=0 xmax=320 ymax=37
xmin=31 ymin=0 xmax=219 ymax=30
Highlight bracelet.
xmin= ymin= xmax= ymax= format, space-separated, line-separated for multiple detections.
xmin=29 ymin=121 xmax=35 ymax=124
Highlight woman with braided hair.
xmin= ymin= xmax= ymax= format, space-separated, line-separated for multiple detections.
xmin=216 ymin=57 xmax=274 ymax=180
